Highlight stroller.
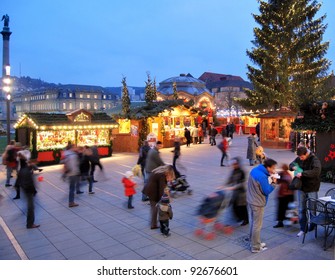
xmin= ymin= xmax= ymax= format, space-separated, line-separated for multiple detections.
xmin=168 ymin=169 xmax=192 ymax=197
xmin=255 ymin=146 xmax=267 ymax=164
xmin=194 ymin=190 xmax=234 ymax=240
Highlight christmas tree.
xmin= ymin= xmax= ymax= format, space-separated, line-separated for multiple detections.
xmin=145 ymin=73 xmax=157 ymax=106
xmin=121 ymin=77 xmax=131 ymax=118
xmin=239 ymin=0 xmax=331 ymax=111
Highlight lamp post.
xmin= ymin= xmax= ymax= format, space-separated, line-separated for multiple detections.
xmin=2 ymin=64 xmax=11 ymax=144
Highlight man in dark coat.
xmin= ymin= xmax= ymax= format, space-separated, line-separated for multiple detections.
xmin=289 ymin=146 xmax=321 ymax=237
xmin=16 ymin=154 xmax=39 ymax=229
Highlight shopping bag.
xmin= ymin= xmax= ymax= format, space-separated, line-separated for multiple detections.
xmin=132 ymin=164 xmax=142 ymax=178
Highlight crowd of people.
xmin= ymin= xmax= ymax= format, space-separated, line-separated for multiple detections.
xmin=1 ymin=124 xmax=323 ymax=253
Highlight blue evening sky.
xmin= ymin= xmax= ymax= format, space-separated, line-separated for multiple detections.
xmin=1 ymin=0 xmax=335 ymax=87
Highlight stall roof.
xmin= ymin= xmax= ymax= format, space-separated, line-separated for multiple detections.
xmin=259 ymin=108 xmax=296 ymax=118
xmin=15 ymin=110 xmax=118 ymax=128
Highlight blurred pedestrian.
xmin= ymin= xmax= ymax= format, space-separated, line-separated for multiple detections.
xmin=273 ymin=164 xmax=294 ymax=228
xmin=15 ymin=154 xmax=39 ymax=229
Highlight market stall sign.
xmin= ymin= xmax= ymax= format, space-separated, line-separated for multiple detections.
xmin=74 ymin=112 xmax=91 ymax=123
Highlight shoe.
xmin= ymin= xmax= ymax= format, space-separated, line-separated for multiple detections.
xmin=69 ymin=202 xmax=79 ymax=207
xmin=261 ymin=242 xmax=266 ymax=248
xmin=164 ymin=233 xmax=171 ymax=237
xmin=93 ymin=180 xmax=98 ymax=183
xmin=89 ymin=191 xmax=95 ymax=194
xmin=296 ymin=230 xmax=304 ymax=237
xmin=128 ymin=206 xmax=134 ymax=209
xmin=151 ymin=226 xmax=159 ymax=230
xmin=240 ymin=220 xmax=249 ymax=226
xmin=273 ymin=222 xmax=284 ymax=228
xmin=76 ymin=191 xmax=84 ymax=194
xmin=27 ymin=224 xmax=40 ymax=229
xmin=38 ymin=169 xmax=43 ymax=172
xmin=251 ymin=246 xmax=267 ymax=253
xmin=220 ymin=164 xmax=225 ymax=166
xmin=13 ymin=196 xmax=20 ymax=200
xmin=5 ymin=184 xmax=12 ymax=187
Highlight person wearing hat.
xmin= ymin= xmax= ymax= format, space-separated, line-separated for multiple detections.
xmin=122 ymin=171 xmax=137 ymax=209
xmin=157 ymin=188 xmax=173 ymax=237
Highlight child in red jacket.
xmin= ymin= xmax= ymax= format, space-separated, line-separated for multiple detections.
xmin=122 ymin=171 xmax=137 ymax=209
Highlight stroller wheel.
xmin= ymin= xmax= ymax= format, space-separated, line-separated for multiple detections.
xmin=205 ymin=232 xmax=216 ymax=240
xmin=170 ymin=192 xmax=176 ymax=198
xmin=222 ymin=225 xmax=234 ymax=235
xmin=187 ymin=189 xmax=193 ymax=195
xmin=194 ymin=229 xmax=205 ymax=237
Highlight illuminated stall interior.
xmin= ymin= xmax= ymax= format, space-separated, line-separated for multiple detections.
xmin=259 ymin=108 xmax=296 ymax=148
xmin=14 ymin=109 xmax=118 ymax=164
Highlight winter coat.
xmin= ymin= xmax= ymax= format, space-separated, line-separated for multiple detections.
xmin=122 ymin=177 xmax=136 ymax=197
xmin=246 ymin=135 xmax=258 ymax=160
xmin=157 ymin=203 xmax=173 ymax=221
xmin=247 ymin=164 xmax=276 ymax=207
xmin=142 ymin=172 xmax=167 ymax=203
xmin=289 ymin=153 xmax=321 ymax=193
xmin=145 ymin=148 xmax=164 ymax=173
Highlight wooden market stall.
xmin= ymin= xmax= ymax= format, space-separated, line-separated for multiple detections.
xmin=112 ymin=100 xmax=200 ymax=152
xmin=259 ymin=107 xmax=296 ymax=149
xmin=14 ymin=109 xmax=118 ymax=165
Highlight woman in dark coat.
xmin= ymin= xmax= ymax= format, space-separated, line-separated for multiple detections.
xmin=225 ymin=157 xmax=249 ymax=226
xmin=142 ymin=165 xmax=175 ymax=229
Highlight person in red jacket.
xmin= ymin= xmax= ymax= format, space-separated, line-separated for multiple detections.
xmin=122 ymin=171 xmax=137 ymax=209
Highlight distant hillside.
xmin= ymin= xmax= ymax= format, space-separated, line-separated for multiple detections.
xmin=12 ymin=76 xmax=145 ymax=96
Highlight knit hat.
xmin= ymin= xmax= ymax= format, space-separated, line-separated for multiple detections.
xmin=161 ymin=193 xmax=170 ymax=204
xmin=125 ymin=171 xmax=133 ymax=178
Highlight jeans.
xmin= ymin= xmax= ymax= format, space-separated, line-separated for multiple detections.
xmin=220 ymin=151 xmax=227 ymax=165
xmin=248 ymin=204 xmax=265 ymax=251
xmin=297 ymin=190 xmax=318 ymax=231
xmin=69 ymin=175 xmax=80 ymax=203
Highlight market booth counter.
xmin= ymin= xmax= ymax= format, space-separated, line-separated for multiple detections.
xmin=259 ymin=108 xmax=296 ymax=149
xmin=14 ymin=109 xmax=118 ymax=165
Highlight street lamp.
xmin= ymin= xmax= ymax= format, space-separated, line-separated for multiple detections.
xmin=2 ymin=64 xmax=11 ymax=144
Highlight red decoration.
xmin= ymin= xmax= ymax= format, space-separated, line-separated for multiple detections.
xmin=37 ymin=176 xmax=44 ymax=182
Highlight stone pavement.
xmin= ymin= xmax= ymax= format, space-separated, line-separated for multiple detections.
xmin=0 ymin=134 xmax=334 ymax=260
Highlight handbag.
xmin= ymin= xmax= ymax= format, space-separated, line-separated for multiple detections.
xmin=288 ymin=176 xmax=302 ymax=190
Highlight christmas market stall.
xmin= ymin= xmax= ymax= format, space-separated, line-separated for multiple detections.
xmin=14 ymin=109 xmax=118 ymax=165
xmin=291 ymin=101 xmax=335 ymax=182
xmin=259 ymin=107 xmax=296 ymax=149
xmin=112 ymin=100 xmax=199 ymax=152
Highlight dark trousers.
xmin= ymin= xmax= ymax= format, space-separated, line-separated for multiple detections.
xmin=128 ymin=195 xmax=133 ymax=208
xmin=220 ymin=151 xmax=227 ymax=165
xmin=276 ymin=195 xmax=294 ymax=221
xmin=90 ymin=161 xmax=103 ymax=180
xmin=160 ymin=220 xmax=170 ymax=235
xmin=26 ymin=192 xmax=35 ymax=227
xmin=233 ymin=204 xmax=249 ymax=222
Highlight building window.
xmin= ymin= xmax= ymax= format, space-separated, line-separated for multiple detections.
xmin=80 ymin=94 xmax=83 ymax=98
xmin=69 ymin=93 xmax=73 ymax=98
xmin=80 ymin=102 xmax=84 ymax=109
xmin=63 ymin=92 xmax=67 ymax=98
xmin=87 ymin=103 xmax=91 ymax=110
xmin=103 ymin=95 xmax=106 ymax=99
xmin=87 ymin=94 xmax=91 ymax=99
xmin=94 ymin=94 xmax=98 ymax=99
xmin=69 ymin=103 xmax=73 ymax=110
xmin=94 ymin=102 xmax=98 ymax=110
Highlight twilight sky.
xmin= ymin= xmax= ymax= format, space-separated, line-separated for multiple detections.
xmin=1 ymin=0 xmax=335 ymax=87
